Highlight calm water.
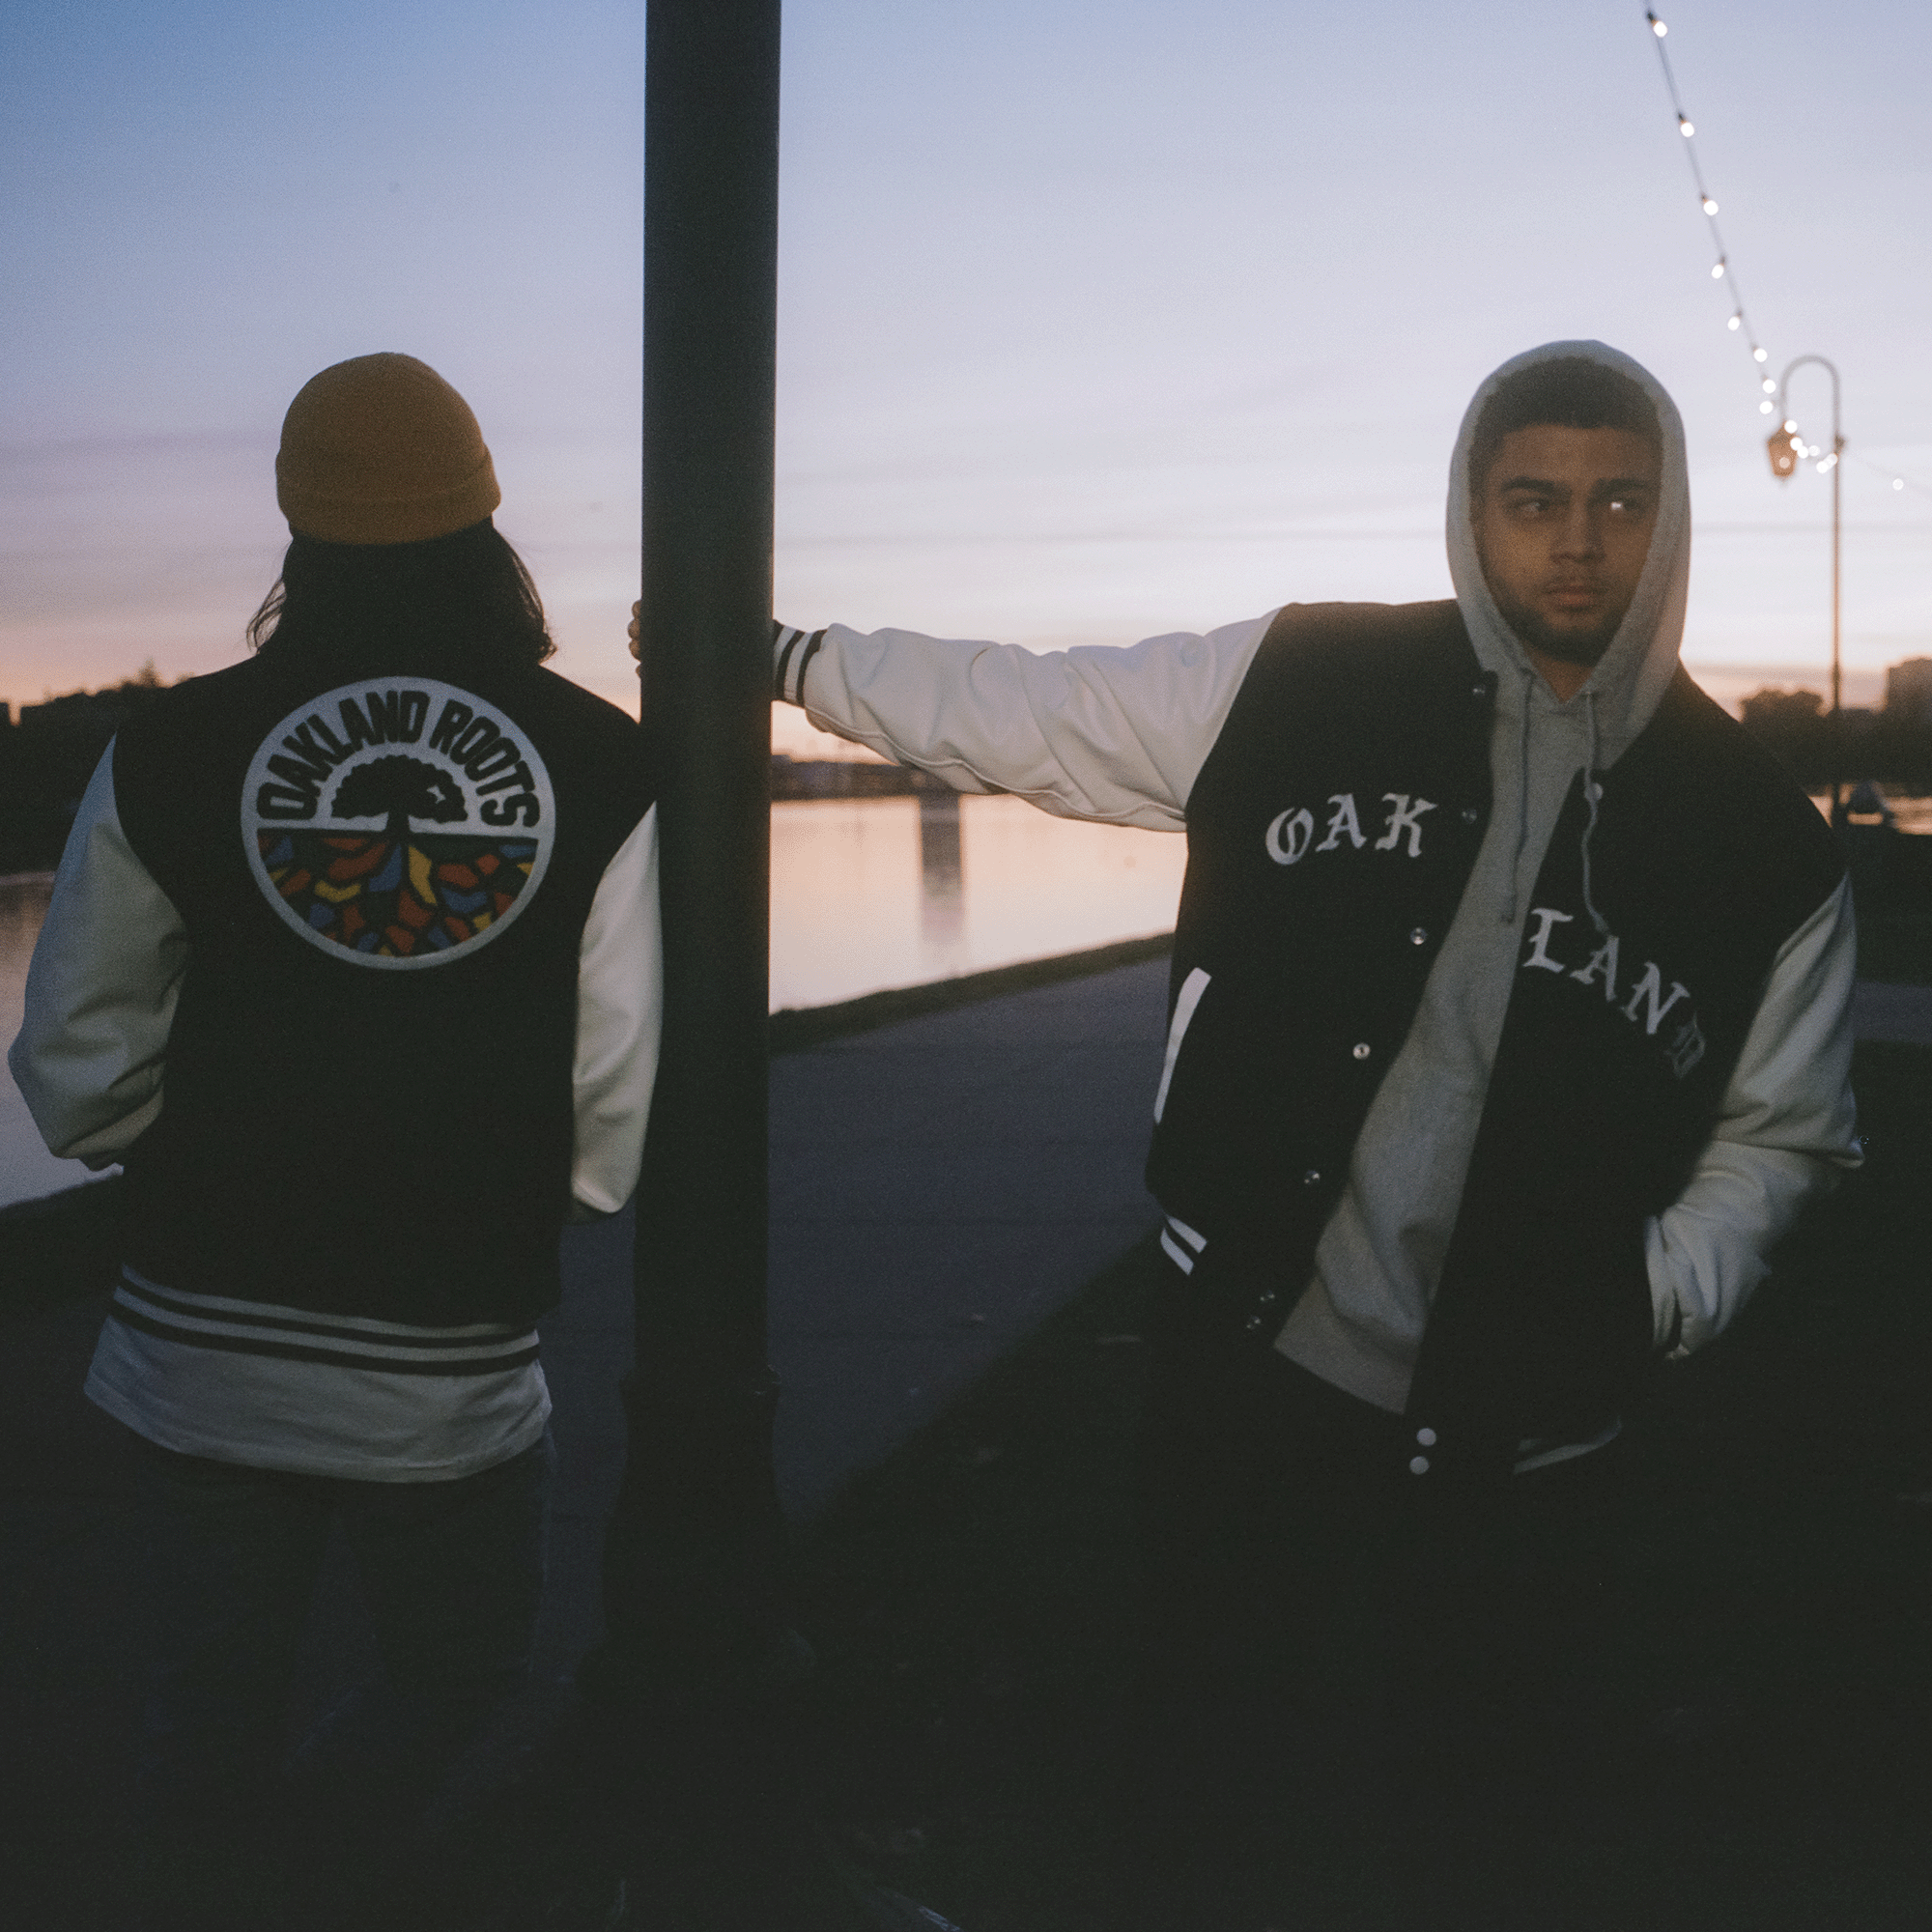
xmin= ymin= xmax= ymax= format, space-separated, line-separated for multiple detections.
xmin=1 ymin=793 xmax=1187 ymax=1208
xmin=771 ymin=792 xmax=1184 ymax=1009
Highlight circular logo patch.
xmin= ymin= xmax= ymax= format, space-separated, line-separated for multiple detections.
xmin=242 ymin=679 xmax=555 ymax=970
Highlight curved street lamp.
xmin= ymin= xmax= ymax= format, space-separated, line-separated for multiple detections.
xmin=1769 ymin=355 xmax=1845 ymax=818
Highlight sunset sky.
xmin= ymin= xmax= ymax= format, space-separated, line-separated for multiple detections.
xmin=5 ymin=0 xmax=1929 ymax=751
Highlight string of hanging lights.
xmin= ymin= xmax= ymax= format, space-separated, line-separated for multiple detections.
xmin=1852 ymin=453 xmax=1932 ymax=503
xmin=1642 ymin=10 xmax=1927 ymax=499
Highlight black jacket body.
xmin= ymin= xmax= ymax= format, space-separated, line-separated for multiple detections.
xmin=109 ymin=640 xmax=652 ymax=1329
xmin=1148 ymin=601 xmax=1843 ymax=1458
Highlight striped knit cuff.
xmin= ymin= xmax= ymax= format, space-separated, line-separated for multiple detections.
xmin=772 ymin=622 xmax=826 ymax=706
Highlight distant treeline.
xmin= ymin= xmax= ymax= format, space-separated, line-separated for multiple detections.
xmin=770 ymin=755 xmax=957 ymax=802
xmin=0 ymin=666 xmax=174 ymax=875
xmin=6 ymin=662 xmax=1927 ymax=877
xmin=1739 ymin=680 xmax=1932 ymax=790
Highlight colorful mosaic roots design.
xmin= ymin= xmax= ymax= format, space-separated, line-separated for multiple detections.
xmin=259 ymin=831 xmax=537 ymax=959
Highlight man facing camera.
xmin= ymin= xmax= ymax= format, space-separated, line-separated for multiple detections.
xmin=751 ymin=340 xmax=1859 ymax=1907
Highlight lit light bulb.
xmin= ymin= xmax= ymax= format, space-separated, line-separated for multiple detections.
xmin=1753 ymin=347 xmax=1768 ymax=362
xmin=1680 ymin=117 xmax=1695 ymax=137
xmin=1650 ymin=14 xmax=1668 ymax=36
xmin=1761 ymin=378 xmax=1776 ymax=393
xmin=1790 ymin=437 xmax=1804 ymax=452
xmin=1817 ymin=455 xmax=1837 ymax=473
xmin=1727 ymin=314 xmax=1742 ymax=330
xmin=1759 ymin=401 xmax=1775 ymax=415
xmin=1783 ymin=419 xmax=1798 ymax=433
xmin=1712 ymin=260 xmax=1726 ymax=278
xmin=1702 ymin=197 xmax=1719 ymax=214
xmin=1896 ymin=478 xmax=1907 ymax=491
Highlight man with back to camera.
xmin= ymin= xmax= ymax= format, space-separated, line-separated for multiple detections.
xmin=740 ymin=341 xmax=1861 ymax=1903
xmin=12 ymin=354 xmax=662 ymax=1929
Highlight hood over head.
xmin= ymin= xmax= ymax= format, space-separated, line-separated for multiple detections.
xmin=1446 ymin=339 xmax=1690 ymax=768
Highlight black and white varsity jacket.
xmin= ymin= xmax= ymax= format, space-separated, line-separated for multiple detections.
xmin=764 ymin=342 xmax=1864 ymax=1476
xmin=1146 ymin=600 xmax=1844 ymax=1457
xmin=10 ymin=641 xmax=661 ymax=1477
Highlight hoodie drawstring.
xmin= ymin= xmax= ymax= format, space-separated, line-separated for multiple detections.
xmin=1499 ymin=668 xmax=1535 ymax=925
xmin=1500 ymin=674 xmax=1610 ymax=936
xmin=1578 ymin=689 xmax=1609 ymax=937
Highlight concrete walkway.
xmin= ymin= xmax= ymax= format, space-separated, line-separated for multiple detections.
xmin=3 ymin=957 xmax=1927 ymax=1926
xmin=1852 ymin=977 xmax=1932 ymax=1044
xmin=767 ymin=957 xmax=1169 ymax=1521
xmin=534 ymin=955 xmax=1170 ymax=1676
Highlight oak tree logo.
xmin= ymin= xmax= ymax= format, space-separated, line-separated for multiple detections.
xmin=242 ymin=679 xmax=556 ymax=970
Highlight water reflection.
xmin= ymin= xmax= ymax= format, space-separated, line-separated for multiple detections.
xmin=770 ymin=791 xmax=1186 ymax=1011
xmin=918 ymin=793 xmax=965 ymax=957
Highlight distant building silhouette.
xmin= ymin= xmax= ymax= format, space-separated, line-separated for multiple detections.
xmin=768 ymin=753 xmax=960 ymax=802
xmin=1886 ymin=657 xmax=1932 ymax=730
xmin=1738 ymin=668 xmax=1932 ymax=790
xmin=1 ymin=666 xmax=181 ymax=874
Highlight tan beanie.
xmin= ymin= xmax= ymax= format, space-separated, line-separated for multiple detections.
xmin=275 ymin=353 xmax=501 ymax=545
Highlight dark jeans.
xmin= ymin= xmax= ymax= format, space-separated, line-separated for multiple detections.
xmin=1127 ymin=1297 xmax=1660 ymax=1928
xmin=128 ymin=1427 xmax=552 ymax=1931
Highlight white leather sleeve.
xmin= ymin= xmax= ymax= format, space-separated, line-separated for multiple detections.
xmin=778 ymin=612 xmax=1279 ymax=829
xmin=8 ymin=742 xmax=187 ymax=1166
xmin=1646 ymin=874 xmax=1861 ymax=1356
xmin=569 ymin=805 xmax=662 ymax=1215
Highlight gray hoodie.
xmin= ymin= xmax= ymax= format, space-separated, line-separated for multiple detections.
xmin=777 ymin=340 xmax=1860 ymax=1414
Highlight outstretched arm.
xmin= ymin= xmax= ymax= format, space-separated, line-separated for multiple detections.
xmin=9 ymin=743 xmax=188 ymax=1166
xmin=1645 ymin=873 xmax=1861 ymax=1356
xmin=768 ymin=612 xmax=1278 ymax=830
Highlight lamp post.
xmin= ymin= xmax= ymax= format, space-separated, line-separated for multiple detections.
xmin=1770 ymin=355 xmax=1845 ymax=819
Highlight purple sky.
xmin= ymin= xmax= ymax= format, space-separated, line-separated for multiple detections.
xmin=5 ymin=0 xmax=1928 ymax=744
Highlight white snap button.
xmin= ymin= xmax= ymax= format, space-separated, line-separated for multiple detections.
xmin=1409 ymin=1455 xmax=1431 ymax=1476
xmin=1301 ymin=1168 xmax=1321 ymax=1186
xmin=1351 ymin=1042 xmax=1371 ymax=1061
xmin=1416 ymin=1427 xmax=1436 ymax=1447
xmin=1461 ymin=806 xmax=1479 ymax=824
xmin=1409 ymin=926 xmax=1428 ymax=946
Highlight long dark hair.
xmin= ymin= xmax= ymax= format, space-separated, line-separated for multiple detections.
xmin=246 ymin=519 xmax=555 ymax=669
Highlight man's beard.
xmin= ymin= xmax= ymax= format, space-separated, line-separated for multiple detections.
xmin=1490 ymin=585 xmax=1623 ymax=668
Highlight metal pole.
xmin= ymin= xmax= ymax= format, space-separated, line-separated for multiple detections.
xmin=1832 ymin=417 xmax=1843 ymax=737
xmin=525 ymin=26 xmax=970 ymax=1921
xmin=588 ymin=0 xmax=785 ymax=1701
xmin=1776 ymin=355 xmax=1844 ymax=819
